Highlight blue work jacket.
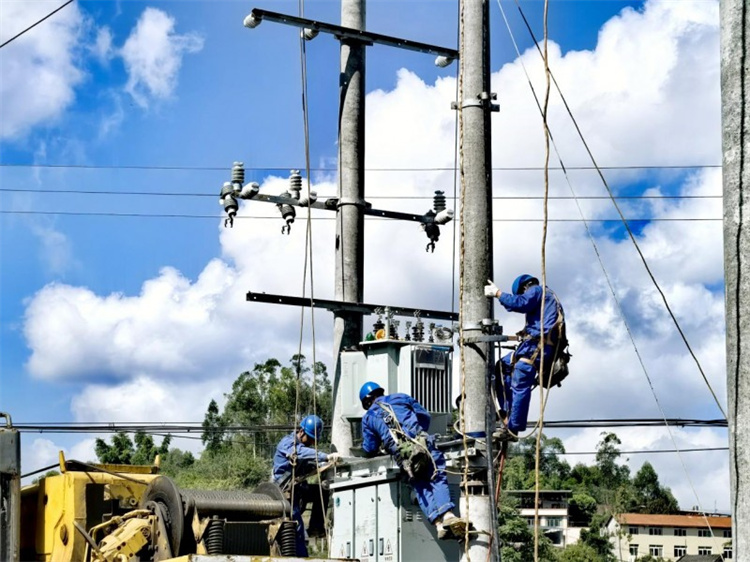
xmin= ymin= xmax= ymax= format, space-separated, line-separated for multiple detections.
xmin=362 ymin=394 xmax=430 ymax=457
xmin=272 ymin=432 xmax=329 ymax=483
xmin=499 ymin=285 xmax=564 ymax=339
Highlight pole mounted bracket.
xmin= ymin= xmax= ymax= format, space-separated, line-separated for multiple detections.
xmin=451 ymin=92 xmax=500 ymax=112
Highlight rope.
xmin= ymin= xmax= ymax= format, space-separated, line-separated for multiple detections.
xmin=499 ymin=0 xmax=727 ymax=555
xmin=532 ymin=1 xmax=552 ymax=559
xmin=294 ymin=0 xmax=331 ymax=551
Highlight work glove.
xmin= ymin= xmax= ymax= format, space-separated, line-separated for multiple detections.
xmin=484 ymin=279 xmax=500 ymax=298
xmin=327 ymin=452 xmax=341 ymax=464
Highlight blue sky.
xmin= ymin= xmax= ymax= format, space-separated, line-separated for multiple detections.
xmin=0 ymin=0 xmax=727 ymax=512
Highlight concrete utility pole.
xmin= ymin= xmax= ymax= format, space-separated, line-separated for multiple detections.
xmin=331 ymin=0 xmax=366 ymax=454
xmin=722 ymin=0 xmax=749 ymax=557
xmin=458 ymin=1 xmax=497 ymax=561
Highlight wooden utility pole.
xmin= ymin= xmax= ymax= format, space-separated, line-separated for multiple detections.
xmin=458 ymin=1 xmax=497 ymax=561
xmin=722 ymin=0 xmax=749 ymax=557
xmin=331 ymin=0 xmax=366 ymax=454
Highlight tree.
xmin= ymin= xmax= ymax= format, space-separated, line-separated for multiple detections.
xmin=501 ymin=434 xmax=572 ymax=491
xmin=557 ymin=541 xmax=602 ymax=562
xmin=132 ymin=431 xmax=171 ymax=465
xmin=202 ymin=399 xmax=227 ymax=454
xmin=95 ymin=432 xmax=135 ymax=464
xmin=568 ymin=492 xmax=598 ymax=527
xmin=578 ymin=522 xmax=617 ymax=562
xmin=628 ymin=462 xmax=679 ymax=514
xmin=496 ymin=499 xmax=558 ymax=562
xmin=95 ymin=432 xmax=170 ymax=465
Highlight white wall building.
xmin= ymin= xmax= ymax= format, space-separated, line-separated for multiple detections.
xmin=605 ymin=513 xmax=732 ymax=561
xmin=507 ymin=490 xmax=582 ymax=548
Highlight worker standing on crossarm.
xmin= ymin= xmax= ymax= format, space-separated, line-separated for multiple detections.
xmin=485 ymin=274 xmax=566 ymax=441
xmin=272 ymin=415 xmax=340 ymax=556
xmin=359 ymin=382 xmax=470 ymax=541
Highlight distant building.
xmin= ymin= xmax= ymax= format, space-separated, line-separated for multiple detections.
xmin=605 ymin=513 xmax=732 ymax=561
xmin=505 ymin=490 xmax=582 ymax=547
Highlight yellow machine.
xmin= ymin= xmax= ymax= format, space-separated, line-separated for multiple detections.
xmin=16 ymin=452 xmax=330 ymax=562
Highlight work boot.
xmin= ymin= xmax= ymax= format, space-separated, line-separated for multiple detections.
xmin=437 ymin=513 xmax=470 ymax=540
xmin=492 ymin=427 xmax=518 ymax=443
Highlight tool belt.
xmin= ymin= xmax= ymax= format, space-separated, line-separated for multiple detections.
xmin=377 ymin=402 xmax=432 ymax=481
xmin=397 ymin=432 xmax=431 ymax=481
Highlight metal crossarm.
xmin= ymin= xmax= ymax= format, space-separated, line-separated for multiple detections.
xmin=246 ymin=291 xmax=459 ymax=321
xmin=247 ymin=8 xmax=459 ymax=59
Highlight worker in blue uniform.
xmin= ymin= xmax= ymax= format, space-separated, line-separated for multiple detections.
xmin=485 ymin=274 xmax=566 ymax=441
xmin=272 ymin=414 xmax=340 ymax=556
xmin=359 ymin=382 xmax=470 ymax=540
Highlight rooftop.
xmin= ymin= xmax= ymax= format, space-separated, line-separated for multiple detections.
xmin=615 ymin=513 xmax=731 ymax=529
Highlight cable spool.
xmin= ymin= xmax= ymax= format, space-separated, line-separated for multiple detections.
xmin=232 ymin=162 xmax=245 ymax=186
xmin=433 ymin=190 xmax=446 ymax=213
xmin=278 ymin=521 xmax=297 ymax=556
xmin=205 ymin=516 xmax=224 ymax=554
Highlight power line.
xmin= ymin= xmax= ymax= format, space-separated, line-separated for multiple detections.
xmin=10 ymin=418 xmax=728 ymax=433
xmin=0 ymin=162 xmax=722 ymax=172
xmin=0 ymin=210 xmax=722 ymax=221
xmin=0 ymin=0 xmax=74 ymax=50
xmin=0 ymin=187 xmax=722 ymax=201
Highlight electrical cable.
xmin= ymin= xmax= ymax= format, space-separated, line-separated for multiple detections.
xmin=0 ymin=209 xmax=722 ymax=222
xmin=0 ymin=162 xmax=721 ymax=171
xmin=0 ymin=186 xmax=723 ymax=200
xmin=0 ymin=0 xmax=74 ymax=49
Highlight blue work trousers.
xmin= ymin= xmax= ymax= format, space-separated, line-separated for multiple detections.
xmin=498 ymin=339 xmax=555 ymax=434
xmin=410 ymin=437 xmax=454 ymax=523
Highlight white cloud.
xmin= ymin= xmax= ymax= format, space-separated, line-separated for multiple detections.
xmin=93 ymin=26 xmax=114 ymax=63
xmin=21 ymin=0 xmax=728 ymax=510
xmin=0 ymin=0 xmax=85 ymax=139
xmin=121 ymin=8 xmax=203 ymax=107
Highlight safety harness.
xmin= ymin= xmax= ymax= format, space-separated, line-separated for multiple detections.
xmin=376 ymin=401 xmax=433 ymax=481
xmin=512 ymin=289 xmax=571 ymax=389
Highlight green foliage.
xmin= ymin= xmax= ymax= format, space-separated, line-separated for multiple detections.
xmin=556 ymin=541 xmax=602 ymax=562
xmin=496 ymin=500 xmax=558 ymax=562
xmin=203 ymin=355 xmax=333 ymax=456
xmin=502 ymin=435 xmax=572 ymax=491
xmin=94 ymin=431 xmax=170 ymax=465
xmin=578 ymin=524 xmax=616 ymax=562
xmin=169 ymin=446 xmax=270 ymax=490
xmin=627 ymin=462 xmax=679 ymax=514
xmin=95 ymin=432 xmax=135 ymax=464
xmin=568 ymin=492 xmax=597 ymax=526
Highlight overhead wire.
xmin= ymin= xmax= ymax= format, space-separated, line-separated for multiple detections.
xmin=0 ymin=186 xmax=722 ymax=201
xmin=503 ymin=0 xmax=727 ymax=553
xmin=0 ymin=0 xmax=74 ymax=49
xmin=0 ymin=209 xmax=721 ymax=222
xmin=0 ymin=162 xmax=722 ymax=171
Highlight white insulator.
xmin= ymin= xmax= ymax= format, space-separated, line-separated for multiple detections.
xmin=240 ymin=182 xmax=260 ymax=199
xmin=435 ymin=55 xmax=455 ymax=68
xmin=303 ymin=28 xmax=319 ymax=40
xmin=243 ymin=13 xmax=261 ymax=28
xmin=434 ymin=208 xmax=454 ymax=225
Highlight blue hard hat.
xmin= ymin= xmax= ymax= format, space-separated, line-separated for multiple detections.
xmin=511 ymin=274 xmax=539 ymax=295
xmin=300 ymin=415 xmax=324 ymax=440
xmin=359 ymin=381 xmax=384 ymax=403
